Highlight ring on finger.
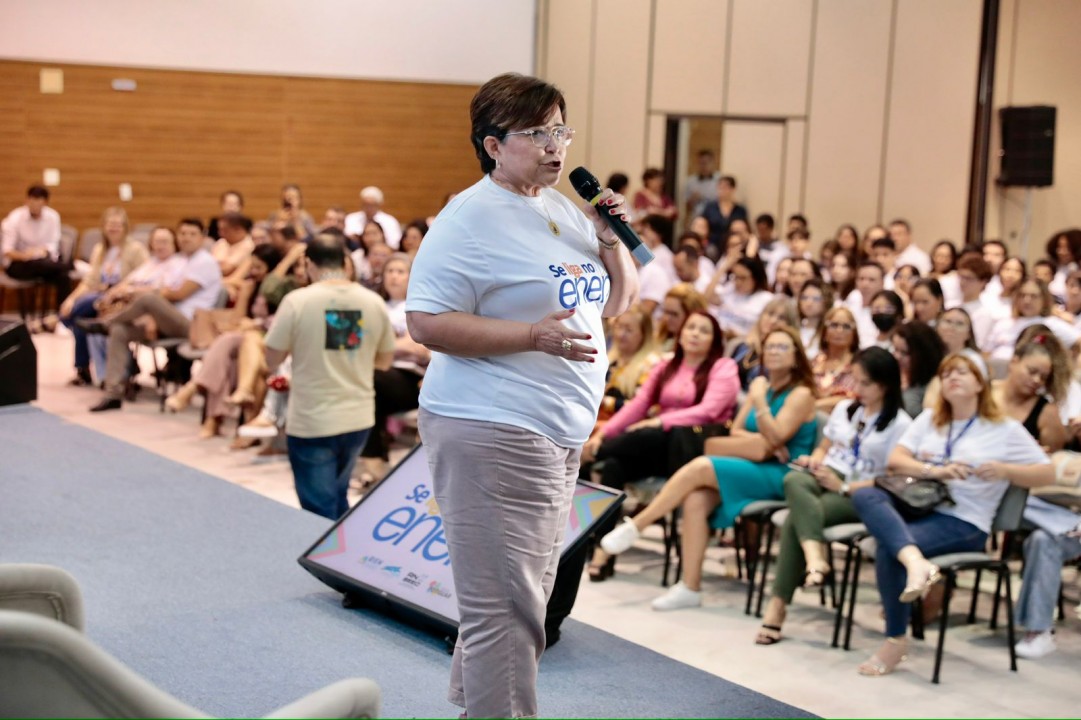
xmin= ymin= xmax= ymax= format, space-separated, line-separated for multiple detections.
xmin=561 ymin=338 xmax=573 ymax=353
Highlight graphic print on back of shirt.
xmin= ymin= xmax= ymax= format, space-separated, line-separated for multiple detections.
xmin=325 ymin=309 xmax=363 ymax=350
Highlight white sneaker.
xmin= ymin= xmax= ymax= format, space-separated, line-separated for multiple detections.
xmin=238 ymin=416 xmax=280 ymax=439
xmin=600 ymin=517 xmax=640 ymax=555
xmin=651 ymin=581 xmax=702 ymax=611
xmin=1014 ymin=630 xmax=1056 ymax=659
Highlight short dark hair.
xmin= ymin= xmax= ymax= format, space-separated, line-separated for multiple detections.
xmin=306 ymin=231 xmax=347 ymax=270
xmin=178 ymin=217 xmax=205 ymax=234
xmin=678 ymin=230 xmax=703 ymax=248
xmin=889 ymin=218 xmax=911 ymax=232
xmin=982 ymin=239 xmax=1007 ymax=254
xmin=218 ymin=212 xmax=250 ymax=232
xmin=470 ymin=73 xmax=566 ymax=175
xmin=858 ymin=260 xmax=885 ymax=278
xmin=606 ymin=173 xmax=629 ymax=195
xmin=787 ymin=228 xmax=810 ymax=241
xmin=871 ymin=236 xmax=897 ymax=252
xmin=697 ymin=149 xmax=715 ymax=158
xmin=788 ymin=213 xmax=808 ymax=226
xmin=718 ymin=175 xmax=737 ymax=188
xmin=220 ymin=189 xmax=244 ymax=207
xmin=674 ymin=242 xmax=700 ymax=263
xmin=252 ymin=243 xmax=284 ymax=272
xmin=641 ymin=167 xmax=664 ymax=183
xmin=275 ymin=224 xmax=298 ymax=242
xmin=641 ymin=214 xmax=674 ymax=248
xmin=27 ymin=185 xmax=49 ymax=201
xmin=1034 ymin=258 xmax=1056 ymax=272
xmin=755 ymin=213 xmax=774 ymax=229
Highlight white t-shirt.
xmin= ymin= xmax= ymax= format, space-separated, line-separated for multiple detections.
xmin=960 ymin=299 xmax=996 ymax=349
xmin=1 ymin=205 xmax=61 ymax=267
xmin=896 ymin=410 xmax=1049 ymax=534
xmin=173 ymin=249 xmax=223 ymax=320
xmin=823 ymin=400 xmax=913 ymax=482
xmin=406 ymin=175 xmax=609 ymax=447
xmin=939 ymin=272 xmax=962 ymax=309
xmin=715 ymin=288 xmax=773 ymax=338
xmin=987 ymin=315 xmax=1081 ymax=365
xmin=637 ymin=243 xmax=679 ymax=309
xmin=896 ymin=244 xmax=932 ymax=275
xmin=800 ymin=322 xmax=821 ymax=361
xmin=344 ymin=210 xmax=403 ymax=249
xmin=1062 ymin=380 xmax=1081 ymax=425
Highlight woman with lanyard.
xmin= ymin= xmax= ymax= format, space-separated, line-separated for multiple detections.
xmin=755 ymin=348 xmax=911 ymax=645
xmin=851 ymin=349 xmax=1053 ymax=676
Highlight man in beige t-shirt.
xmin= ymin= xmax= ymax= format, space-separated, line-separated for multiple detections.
xmin=264 ymin=231 xmax=394 ymax=519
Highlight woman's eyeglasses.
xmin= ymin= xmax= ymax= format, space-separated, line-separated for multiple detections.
xmin=826 ymin=322 xmax=855 ymax=331
xmin=505 ymin=126 xmax=575 ymax=148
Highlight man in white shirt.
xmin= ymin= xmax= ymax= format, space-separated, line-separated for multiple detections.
xmin=683 ymin=149 xmax=720 ymax=218
xmin=1 ymin=185 xmax=68 ymax=327
xmin=955 ymin=255 xmax=997 ymax=348
xmin=672 ymin=242 xmax=711 ymax=296
xmin=980 ymin=239 xmax=1007 ymax=303
xmin=344 ymin=186 xmax=402 ymax=249
xmin=870 ymin=237 xmax=898 ymax=290
xmin=89 ymin=218 xmax=223 ymax=412
xmin=889 ymin=218 xmax=932 ymax=275
xmin=853 ymin=261 xmax=886 ymax=347
xmin=766 ymin=228 xmax=812 ymax=286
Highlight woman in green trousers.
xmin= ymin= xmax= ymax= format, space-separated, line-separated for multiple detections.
xmin=756 ymin=347 xmax=912 ymax=644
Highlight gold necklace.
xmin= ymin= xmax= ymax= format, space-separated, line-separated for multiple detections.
xmin=494 ymin=174 xmax=560 ymax=235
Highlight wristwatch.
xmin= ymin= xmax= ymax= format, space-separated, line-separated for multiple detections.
xmin=839 ymin=482 xmax=851 ymax=497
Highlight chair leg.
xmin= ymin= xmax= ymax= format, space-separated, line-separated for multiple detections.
xmin=832 ymin=542 xmax=854 ymax=648
xmin=743 ymin=520 xmax=759 ymax=616
xmin=755 ymin=521 xmax=776 ymax=618
xmin=990 ymin=567 xmax=1004 ymax=630
xmin=1003 ymin=564 xmax=1017 ymax=672
xmin=931 ymin=572 xmax=956 ymax=684
xmin=967 ymin=568 xmax=983 ymax=624
xmin=660 ymin=515 xmax=671 ymax=588
xmin=843 ymin=546 xmax=862 ymax=651
xmin=911 ymin=598 xmax=925 ymax=640
xmin=733 ymin=527 xmax=744 ymax=580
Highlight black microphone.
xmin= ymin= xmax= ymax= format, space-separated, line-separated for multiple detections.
xmin=568 ymin=166 xmax=655 ymax=265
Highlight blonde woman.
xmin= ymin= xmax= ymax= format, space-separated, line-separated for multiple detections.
xmin=656 ymin=283 xmax=707 ymax=354
xmin=730 ymin=296 xmax=799 ymax=390
xmin=811 ymin=306 xmax=860 ymax=412
xmin=599 ymin=305 xmax=659 ymax=423
xmin=59 ymin=207 xmax=148 ymax=386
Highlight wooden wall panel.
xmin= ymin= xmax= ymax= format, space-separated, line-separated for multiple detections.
xmin=0 ymin=60 xmax=481 ymax=236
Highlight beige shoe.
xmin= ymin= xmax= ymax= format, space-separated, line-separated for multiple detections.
xmin=199 ymin=416 xmax=221 ymax=440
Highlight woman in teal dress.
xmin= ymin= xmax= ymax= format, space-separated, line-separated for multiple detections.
xmin=601 ymin=324 xmax=818 ymax=611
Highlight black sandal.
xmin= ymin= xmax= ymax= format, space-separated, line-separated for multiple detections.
xmin=588 ymin=556 xmax=616 ymax=582
xmin=755 ymin=624 xmax=783 ymax=645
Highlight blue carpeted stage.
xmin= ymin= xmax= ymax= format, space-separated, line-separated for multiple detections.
xmin=0 ymin=405 xmax=812 ymax=718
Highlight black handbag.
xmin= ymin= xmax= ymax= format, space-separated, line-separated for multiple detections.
xmin=666 ymin=422 xmax=731 ymax=474
xmin=874 ymin=474 xmax=955 ymax=519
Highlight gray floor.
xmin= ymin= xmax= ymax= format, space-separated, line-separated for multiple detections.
xmin=24 ymin=330 xmax=1081 ymax=717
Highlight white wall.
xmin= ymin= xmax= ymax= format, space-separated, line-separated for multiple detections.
xmin=0 ymin=0 xmax=536 ymax=84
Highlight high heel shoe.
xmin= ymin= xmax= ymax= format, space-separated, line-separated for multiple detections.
xmin=858 ymin=638 xmax=909 ymax=676
xmin=900 ymin=565 xmax=942 ymax=603
xmin=800 ymin=566 xmax=834 ymax=591
xmin=587 ymin=556 xmax=616 ymax=582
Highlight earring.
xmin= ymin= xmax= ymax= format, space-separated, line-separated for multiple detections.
xmin=495 ymin=158 xmax=500 ymax=170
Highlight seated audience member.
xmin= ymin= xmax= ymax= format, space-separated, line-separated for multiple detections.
xmin=165 ymin=244 xmax=284 ymax=440
xmin=598 ymin=305 xmax=659 ymax=427
xmin=893 ymin=320 xmax=946 ymax=417
xmin=892 ymin=265 xmax=920 ymax=302
xmin=212 ymin=212 xmax=255 ymax=301
xmin=207 ymin=190 xmax=244 ymax=240
xmin=655 ymin=284 xmax=708 ymax=354
xmin=88 ymin=219 xmax=223 ymax=412
xmin=635 ymin=214 xmax=679 ymax=316
xmin=829 ymin=250 xmax=858 ymax=307
xmin=984 ymin=256 xmax=1026 ymax=320
xmin=730 ymin=297 xmax=799 ymax=390
xmin=582 ymin=311 xmax=739 ymax=580
xmin=1 ymin=184 xmax=69 ymax=329
xmin=987 ymin=279 xmax=1081 ymax=367
xmin=1014 ymin=495 xmax=1081 ymax=658
xmin=812 ymin=306 xmax=860 ymax=412
xmin=866 ymin=290 xmax=905 ymax=349
xmin=632 ymin=167 xmax=677 ymax=220
xmin=852 ymin=350 xmax=1053 ymax=676
xmin=980 ymin=239 xmax=1008 ymax=299
xmin=698 ymin=175 xmax=748 ymax=259
xmin=399 ymin=219 xmax=428 ymax=258
xmin=672 ymin=242 xmax=711 ymax=296
xmin=767 ymin=228 xmax=812 ymax=288
xmin=870 ymin=237 xmax=899 ymax=289
xmin=263 ymin=232 xmax=394 ymax=520
xmin=708 ymin=256 xmax=772 ymax=340
xmin=787 ymin=257 xmax=821 ymax=300
xmin=268 ymin=183 xmax=318 ymax=240
xmin=797 ymin=279 xmax=832 ymax=360
xmin=345 ymin=186 xmax=402 ymax=249
xmin=834 ymin=223 xmax=861 ymax=260
xmin=818 ymin=239 xmax=840 ymax=279
xmin=59 ymin=207 xmax=148 ymax=386
xmin=359 ymin=242 xmax=393 ymax=291
xmin=600 ymin=325 xmax=818 ymax=610
xmin=889 ymin=218 xmax=932 ymax=275
xmin=935 ymin=307 xmax=980 ymax=355
xmin=929 ymin=240 xmax=961 ymax=307
xmin=909 ymin=278 xmax=945 ymax=326
xmin=358 ymin=253 xmax=431 ymax=479
xmin=251 ymin=224 xmax=271 ymax=247
xmin=1046 ymin=229 xmax=1081 ymax=300
xmin=756 ymin=348 xmax=912 ymax=644
xmin=852 ymin=261 xmax=886 ymax=346
xmin=954 ymin=255 xmax=997 ymax=347
xmin=1057 ymin=270 xmax=1081 ymax=324
xmin=861 ymin=224 xmax=889 ymax=259
xmin=992 ymin=332 xmax=1068 ymax=452
xmin=1033 ymin=259 xmax=1057 ymax=291
xmin=753 ymin=213 xmax=780 ymax=266
xmin=772 ymin=256 xmax=793 ymax=296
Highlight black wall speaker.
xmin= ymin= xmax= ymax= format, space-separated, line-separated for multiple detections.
xmin=0 ymin=320 xmax=37 ymax=407
xmin=998 ymin=106 xmax=1056 ymax=187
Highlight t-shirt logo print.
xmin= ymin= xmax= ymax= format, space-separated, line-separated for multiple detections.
xmin=325 ymin=309 xmax=363 ymax=350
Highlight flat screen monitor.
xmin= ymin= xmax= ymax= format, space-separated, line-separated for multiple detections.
xmin=299 ymin=444 xmax=624 ymax=632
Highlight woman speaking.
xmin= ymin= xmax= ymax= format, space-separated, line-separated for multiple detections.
xmin=407 ymin=73 xmax=637 ymax=719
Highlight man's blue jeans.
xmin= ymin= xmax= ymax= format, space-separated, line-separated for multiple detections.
xmin=286 ymin=428 xmax=371 ymax=520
